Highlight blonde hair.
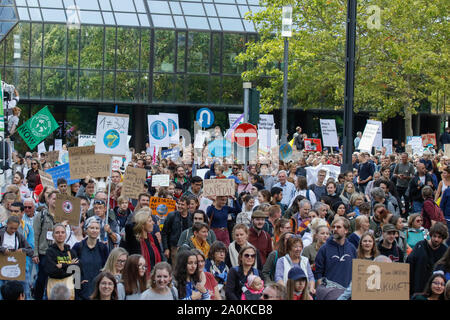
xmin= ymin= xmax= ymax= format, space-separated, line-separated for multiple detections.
xmin=133 ymin=208 xmax=152 ymax=240
xmin=355 ymin=215 xmax=369 ymax=231
xmin=309 ymin=218 xmax=328 ymax=237
xmin=102 ymin=247 xmax=129 ymax=274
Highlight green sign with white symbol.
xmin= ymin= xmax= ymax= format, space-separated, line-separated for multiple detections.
xmin=17 ymin=106 xmax=59 ymax=149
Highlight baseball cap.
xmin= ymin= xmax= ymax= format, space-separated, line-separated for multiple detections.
xmin=288 ymin=267 xmax=307 ymax=281
xmin=382 ymin=223 xmax=396 ymax=233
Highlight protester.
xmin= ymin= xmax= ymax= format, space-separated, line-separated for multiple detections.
xmin=204 ymin=241 xmax=228 ymax=296
xmin=260 ymin=282 xmax=287 ymax=300
xmin=89 ymin=271 xmax=118 ymax=300
xmin=101 ymin=247 xmax=129 ymax=282
xmin=286 ymin=267 xmax=313 ymax=300
xmin=356 ymin=232 xmax=379 ymax=260
xmin=174 ymin=250 xmax=210 ymax=300
xmin=248 ymin=210 xmax=273 ymax=266
xmin=411 ymin=272 xmax=446 ymax=300
xmin=117 ymin=254 xmax=148 ymax=300
xmin=141 ymin=262 xmax=178 ymax=300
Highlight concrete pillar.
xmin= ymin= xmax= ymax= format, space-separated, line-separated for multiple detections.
xmin=133 ymin=105 xmax=146 ymax=152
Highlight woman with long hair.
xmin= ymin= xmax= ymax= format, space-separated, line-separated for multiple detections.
xmin=273 ymin=218 xmax=291 ymax=245
xmin=225 ymin=246 xmax=259 ymax=300
xmin=357 ymin=232 xmax=379 ymax=260
xmin=262 ymin=231 xmax=294 ymax=283
xmin=284 ymin=195 xmax=306 ymax=220
xmin=25 ymin=158 xmax=42 ymax=191
xmin=340 ymin=181 xmax=357 ymax=206
xmin=257 ymin=190 xmax=271 ymax=206
xmin=405 ymin=214 xmax=429 ymax=255
xmin=174 ymin=250 xmax=210 ymax=300
xmin=117 ymin=254 xmax=148 ymax=300
xmin=286 ymin=267 xmax=313 ymax=300
xmin=302 ymin=219 xmax=330 ymax=271
xmin=192 ymin=249 xmax=221 ymax=300
xmin=411 ymin=273 xmax=446 ymax=300
xmin=205 ymin=241 xmax=229 ymax=296
xmin=101 ymin=247 xmax=129 ymax=282
xmin=435 ymin=167 xmax=450 ymax=202
xmin=90 ymin=271 xmax=118 ymax=300
xmin=225 ymin=224 xmax=261 ymax=271
xmin=141 ymin=262 xmax=178 ymax=300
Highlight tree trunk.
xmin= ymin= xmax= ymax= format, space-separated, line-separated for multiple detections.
xmin=404 ymin=107 xmax=413 ymax=140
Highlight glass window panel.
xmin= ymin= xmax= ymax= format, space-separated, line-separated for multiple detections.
xmin=80 ymin=26 xmax=104 ymax=69
xmin=140 ymin=29 xmax=150 ymax=71
xmin=17 ymin=7 xmax=30 ymax=20
xmin=236 ymin=0 xmax=247 ymax=4
xmin=151 ymin=14 xmax=173 ymax=28
xmin=103 ymin=71 xmax=114 ymax=101
xmin=28 ymin=8 xmax=42 ymax=21
xmin=154 ymin=30 xmax=174 ymax=72
xmin=187 ymin=32 xmax=209 ymax=73
xmin=79 ymin=10 xmax=104 ymax=24
xmin=29 ymin=67 xmax=41 ymax=98
xmin=42 ymin=68 xmax=65 ymax=99
xmin=98 ymin=0 xmax=112 ymax=11
xmin=173 ymin=16 xmax=186 ymax=29
xmin=27 ymin=0 xmax=39 ymax=6
xmin=63 ymin=0 xmax=75 ymax=8
xmin=247 ymin=0 xmax=259 ymax=4
xmin=41 ymin=9 xmax=67 ymax=22
xmin=79 ymin=70 xmax=102 ymax=101
xmin=116 ymin=28 xmax=139 ymax=70
xmin=16 ymin=67 xmax=30 ymax=99
xmin=211 ymin=32 xmax=220 ymax=73
xmin=209 ymin=75 xmax=220 ymax=104
xmin=238 ymin=5 xmax=249 ymax=16
xmin=134 ymin=0 xmax=146 ymax=13
xmin=243 ymin=20 xmax=255 ymax=32
xmin=67 ymin=28 xmax=79 ymax=68
xmin=0 ymin=42 xmax=4 ymax=66
xmin=138 ymin=14 xmax=150 ymax=27
xmin=116 ymin=71 xmax=138 ymax=102
xmin=153 ymin=73 xmax=174 ymax=102
xmin=139 ymin=72 xmax=149 ymax=102
xmin=114 ymin=12 xmax=140 ymax=26
xmin=102 ymin=12 xmax=115 ymax=25
xmin=16 ymin=0 xmax=27 ymax=5
xmin=220 ymin=18 xmax=244 ymax=31
xmin=222 ymin=33 xmax=245 ymax=74
xmin=169 ymin=2 xmax=181 ymax=15
xmin=74 ymin=0 xmax=99 ymax=10
xmin=204 ymin=4 xmax=216 ymax=16
xmin=249 ymin=5 xmax=263 ymax=13
xmin=175 ymin=75 xmax=185 ymax=103
xmin=208 ymin=18 xmax=221 ymax=30
xmin=66 ymin=106 xmax=97 ymax=136
xmin=181 ymin=3 xmax=204 ymax=16
xmin=185 ymin=16 xmax=209 ymax=30
xmin=4 ymin=34 xmax=13 ymax=66
xmin=39 ymin=0 xmax=64 ymax=8
xmin=110 ymin=0 xmax=135 ymax=12
xmin=104 ymin=27 xmax=115 ymax=69
xmin=30 ymin=23 xmax=42 ymax=66
xmin=213 ymin=0 xmax=235 ymax=4
xmin=0 ymin=6 xmax=16 ymax=19
xmin=222 ymin=76 xmax=242 ymax=104
xmin=186 ymin=74 xmax=208 ymax=103
xmin=10 ymin=23 xmax=30 ymax=67
xmin=215 ymin=4 xmax=239 ymax=18
xmin=176 ymin=32 xmax=186 ymax=72
xmin=66 ymin=69 xmax=77 ymax=99
xmin=148 ymin=1 xmax=170 ymax=14
xmin=43 ymin=24 xmax=66 ymax=67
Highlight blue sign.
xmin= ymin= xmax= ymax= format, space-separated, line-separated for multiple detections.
xmin=150 ymin=120 xmax=168 ymax=140
xmin=208 ymin=139 xmax=232 ymax=157
xmin=196 ymin=108 xmax=214 ymax=128
xmin=45 ymin=163 xmax=80 ymax=188
xmin=279 ymin=143 xmax=293 ymax=161
xmin=168 ymin=119 xmax=178 ymax=138
xmin=103 ymin=129 xmax=120 ymax=149
xmin=161 ymin=147 xmax=180 ymax=160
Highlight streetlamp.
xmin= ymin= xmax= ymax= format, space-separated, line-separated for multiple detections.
xmin=280 ymin=5 xmax=292 ymax=145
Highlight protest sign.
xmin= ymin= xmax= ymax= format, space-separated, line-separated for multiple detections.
xmin=203 ymin=179 xmax=235 ymax=197
xmin=199 ymin=197 xmax=213 ymax=212
xmin=68 ymin=146 xmax=111 ymax=179
xmin=44 ymin=150 xmax=60 ymax=165
xmin=148 ymin=114 xmax=170 ymax=148
xmin=228 ymin=114 xmax=274 ymax=130
xmin=39 ymin=170 xmax=54 ymax=189
xmin=407 ymin=136 xmax=423 ymax=156
xmin=405 ymin=144 xmax=413 ymax=156
xmin=54 ymin=194 xmax=81 ymax=226
xmin=45 ymin=163 xmax=80 ymax=188
xmin=383 ymin=139 xmax=393 ymax=155
xmin=351 ymin=259 xmax=409 ymax=300
xmin=421 ymin=133 xmax=436 ymax=147
xmin=78 ymin=134 xmax=96 ymax=146
xmin=305 ymin=164 xmax=341 ymax=186
xmin=445 ymin=145 xmax=450 ymax=158
xmin=0 ymin=251 xmax=26 ymax=281
xmin=95 ymin=113 xmax=129 ymax=155
xmin=17 ymin=106 xmax=59 ymax=150
xmin=160 ymin=113 xmax=179 ymax=144
xmin=54 ymin=139 xmax=63 ymax=151
xmin=194 ymin=130 xmax=210 ymax=149
xmin=58 ymin=150 xmax=69 ymax=164
xmin=367 ymin=120 xmax=383 ymax=148
xmin=358 ymin=123 xmax=379 ymax=153
xmin=49 ymin=146 xmax=54 ymax=151
xmin=161 ymin=147 xmax=180 ymax=161
xmin=151 ymin=174 xmax=170 ymax=187
xmin=122 ymin=167 xmax=147 ymax=200
xmin=0 ymin=74 xmax=4 ymax=132
xmin=320 ymin=119 xmax=339 ymax=147
xmin=37 ymin=142 xmax=46 ymax=155
xmin=196 ymin=169 xmax=209 ymax=180
xmin=304 ymin=138 xmax=322 ymax=152
xmin=149 ymin=197 xmax=176 ymax=219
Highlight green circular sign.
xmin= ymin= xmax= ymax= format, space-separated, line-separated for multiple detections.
xmin=30 ymin=114 xmax=53 ymax=138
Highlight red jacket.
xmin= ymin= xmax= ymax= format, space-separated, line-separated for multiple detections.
xmin=422 ymin=198 xmax=443 ymax=230
xmin=248 ymin=227 xmax=273 ymax=265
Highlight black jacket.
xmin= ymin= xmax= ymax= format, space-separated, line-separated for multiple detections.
xmin=406 ymin=240 xmax=447 ymax=296
xmin=224 ymin=266 xmax=259 ymax=300
xmin=45 ymin=243 xmax=79 ymax=279
xmin=120 ymin=222 xmax=165 ymax=260
xmin=408 ymin=173 xmax=434 ymax=202
xmin=294 ymin=134 xmax=304 ymax=150
xmin=161 ymin=211 xmax=192 ymax=250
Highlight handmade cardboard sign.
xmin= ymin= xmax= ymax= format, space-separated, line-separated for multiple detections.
xmin=44 ymin=150 xmax=60 ymax=165
xmin=421 ymin=133 xmax=436 ymax=147
xmin=54 ymin=194 xmax=81 ymax=226
xmin=151 ymin=174 xmax=170 ymax=187
xmin=0 ymin=251 xmax=26 ymax=281
xmin=39 ymin=170 xmax=54 ymax=189
xmin=122 ymin=167 xmax=147 ymax=200
xmin=68 ymin=146 xmax=111 ymax=179
xmin=445 ymin=144 xmax=450 ymax=158
xmin=352 ymin=259 xmax=409 ymax=300
xmin=202 ymin=179 xmax=235 ymax=197
xmin=149 ymin=197 xmax=176 ymax=218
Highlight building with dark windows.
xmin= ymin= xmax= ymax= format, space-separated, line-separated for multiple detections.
xmin=0 ymin=0 xmax=443 ymax=153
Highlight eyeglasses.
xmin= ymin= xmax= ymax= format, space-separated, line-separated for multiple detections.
xmin=431 ymin=281 xmax=445 ymax=287
xmin=94 ymin=200 xmax=106 ymax=206
xmin=24 ymin=206 xmax=33 ymax=209
xmin=31 ymin=163 xmax=37 ymax=165
xmin=116 ymin=259 xmax=127 ymax=264
xmin=244 ymin=253 xmax=256 ymax=259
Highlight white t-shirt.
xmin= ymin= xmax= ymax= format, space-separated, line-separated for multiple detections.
xmin=2 ymin=232 xmax=17 ymax=250
xmin=419 ymin=176 xmax=426 ymax=185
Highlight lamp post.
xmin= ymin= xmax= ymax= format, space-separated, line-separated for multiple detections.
xmin=280 ymin=5 xmax=292 ymax=145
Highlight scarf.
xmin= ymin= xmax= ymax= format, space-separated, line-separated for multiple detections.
xmin=140 ymin=233 xmax=161 ymax=277
xmin=191 ymin=236 xmax=210 ymax=257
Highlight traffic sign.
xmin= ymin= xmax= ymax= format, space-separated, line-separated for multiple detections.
xmin=196 ymin=108 xmax=214 ymax=128
xmin=234 ymin=123 xmax=258 ymax=148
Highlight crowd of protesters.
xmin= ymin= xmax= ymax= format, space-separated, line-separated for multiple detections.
xmin=0 ymin=130 xmax=450 ymax=301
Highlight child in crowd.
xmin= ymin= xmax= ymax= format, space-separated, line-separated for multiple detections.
xmin=241 ymin=275 xmax=264 ymax=300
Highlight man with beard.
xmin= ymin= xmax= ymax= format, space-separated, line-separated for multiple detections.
xmin=248 ymin=210 xmax=273 ymax=265
xmin=314 ymin=217 xmax=356 ymax=291
xmin=406 ymin=222 xmax=448 ymax=296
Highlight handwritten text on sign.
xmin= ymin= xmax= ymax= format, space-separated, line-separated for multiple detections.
xmin=351 ymin=259 xmax=409 ymax=300
xmin=39 ymin=170 xmax=54 ymax=189
xmin=122 ymin=167 xmax=147 ymax=200
xmin=0 ymin=251 xmax=26 ymax=281
xmin=54 ymin=194 xmax=81 ymax=226
xmin=203 ymin=179 xmax=235 ymax=197
xmin=149 ymin=197 xmax=177 ymax=218
xmin=68 ymin=146 xmax=111 ymax=179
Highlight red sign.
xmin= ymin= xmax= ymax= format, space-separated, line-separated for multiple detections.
xmin=234 ymin=123 xmax=258 ymax=148
xmin=304 ymin=138 xmax=322 ymax=152
xmin=421 ymin=133 xmax=436 ymax=146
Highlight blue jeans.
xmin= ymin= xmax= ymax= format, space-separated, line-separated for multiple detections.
xmin=412 ymin=201 xmax=423 ymax=214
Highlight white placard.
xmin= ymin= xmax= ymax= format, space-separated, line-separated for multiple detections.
xmin=78 ymin=134 xmax=96 ymax=146
xmin=306 ymin=164 xmax=341 ymax=186
xmin=54 ymin=139 xmax=63 ymax=151
xmin=407 ymin=136 xmax=423 ymax=156
xmin=194 ymin=130 xmax=211 ymax=149
xmin=358 ymin=123 xmax=380 ymax=153
xmin=258 ymin=129 xmax=277 ymax=152
xmin=320 ymin=119 xmax=339 ymax=147
xmin=199 ymin=197 xmax=213 ymax=212
xmin=367 ymin=120 xmax=383 ymax=148
xmin=148 ymin=114 xmax=170 ymax=148
xmin=49 ymin=145 xmax=54 ymax=152
xmin=151 ymin=174 xmax=170 ymax=187
xmin=383 ymin=139 xmax=393 ymax=155
xmin=195 ymin=168 xmax=209 ymax=180
xmin=95 ymin=113 xmax=130 ymax=155
xmin=159 ymin=113 xmax=179 ymax=144
xmin=37 ymin=142 xmax=46 ymax=154
xmin=111 ymin=156 xmax=123 ymax=171
xmin=228 ymin=114 xmax=275 ymax=130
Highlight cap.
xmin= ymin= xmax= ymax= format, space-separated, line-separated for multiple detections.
xmin=382 ymin=223 xmax=396 ymax=233
xmin=251 ymin=210 xmax=268 ymax=219
xmin=288 ymin=267 xmax=307 ymax=281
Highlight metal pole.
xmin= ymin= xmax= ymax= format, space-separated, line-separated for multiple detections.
xmin=342 ymin=0 xmax=357 ymax=173
xmin=281 ymin=37 xmax=289 ymax=146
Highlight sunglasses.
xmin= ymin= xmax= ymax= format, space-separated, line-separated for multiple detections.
xmin=94 ymin=200 xmax=106 ymax=205
xmin=24 ymin=206 xmax=33 ymax=209
xmin=244 ymin=253 xmax=256 ymax=259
